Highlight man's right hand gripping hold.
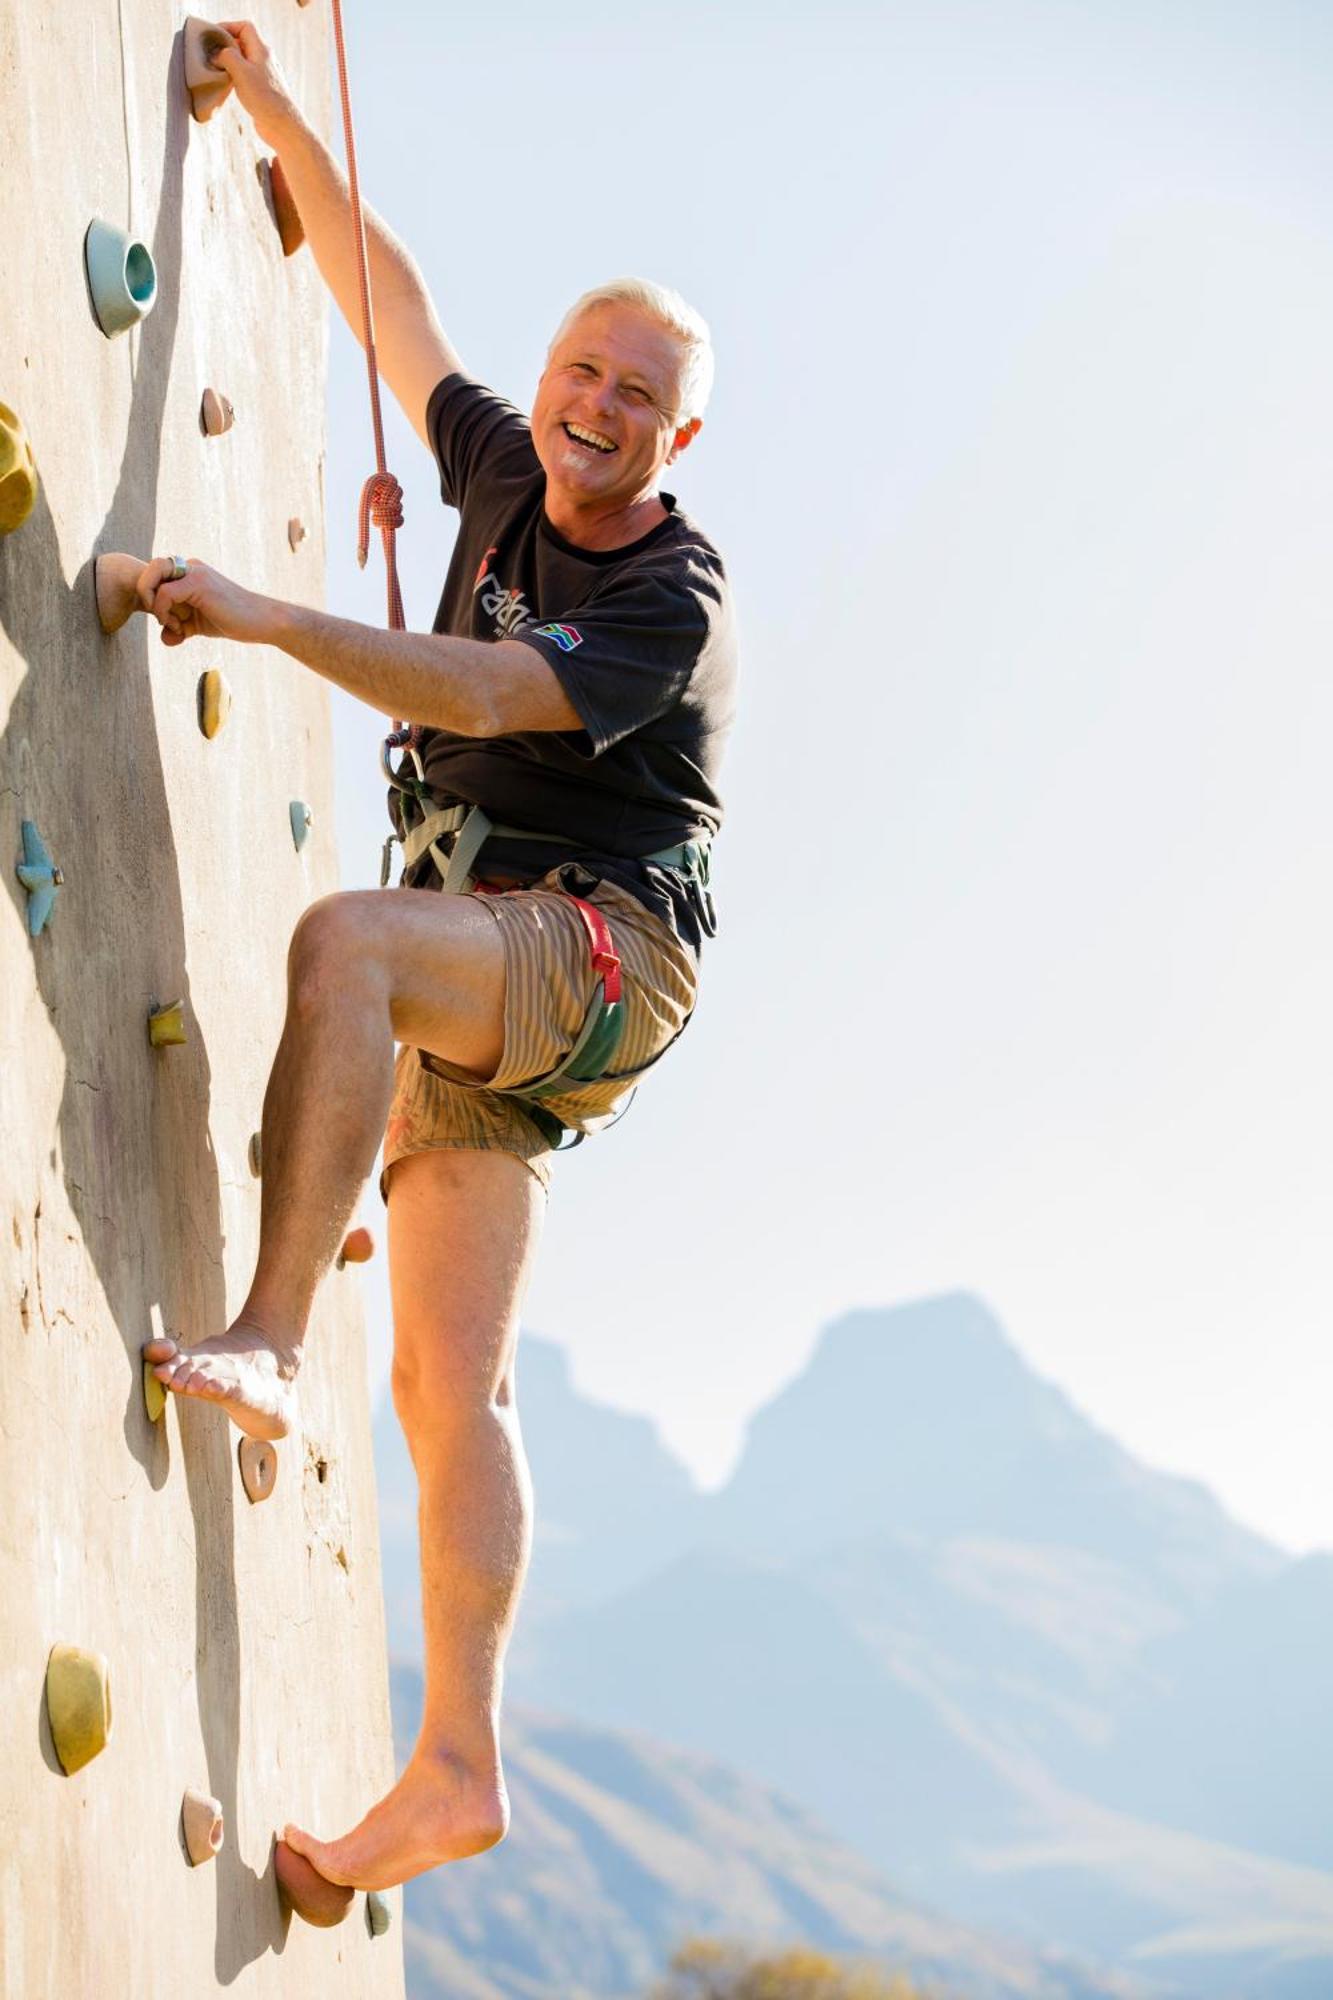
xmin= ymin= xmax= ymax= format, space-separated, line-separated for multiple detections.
xmin=143 ymin=19 xmax=737 ymax=1905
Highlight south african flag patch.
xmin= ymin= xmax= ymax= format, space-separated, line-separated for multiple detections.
xmin=532 ymin=621 xmax=584 ymax=652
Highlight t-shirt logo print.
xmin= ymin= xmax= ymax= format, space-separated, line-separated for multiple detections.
xmin=472 ymin=546 xmax=534 ymax=636
xmin=531 ymin=621 xmax=584 ymax=653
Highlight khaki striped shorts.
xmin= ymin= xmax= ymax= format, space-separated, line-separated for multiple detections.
xmin=381 ymin=870 xmax=699 ymax=1194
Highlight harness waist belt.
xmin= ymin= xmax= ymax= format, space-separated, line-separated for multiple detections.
xmin=397 ymin=802 xmax=708 ymax=890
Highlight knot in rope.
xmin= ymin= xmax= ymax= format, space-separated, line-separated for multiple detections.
xmin=357 ymin=471 xmax=405 ymax=568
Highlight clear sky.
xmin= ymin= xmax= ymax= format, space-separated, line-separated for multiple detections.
xmin=317 ymin=0 xmax=1333 ymax=1553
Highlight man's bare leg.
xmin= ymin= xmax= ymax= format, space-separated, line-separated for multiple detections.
xmin=144 ymin=887 xmax=509 ymax=1435
xmin=283 ymin=1142 xmax=543 ymax=1887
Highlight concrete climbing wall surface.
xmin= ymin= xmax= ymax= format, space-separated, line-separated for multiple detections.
xmin=0 ymin=3 xmax=405 ymax=1994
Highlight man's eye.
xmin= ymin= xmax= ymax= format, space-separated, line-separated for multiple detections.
xmin=626 ymin=386 xmax=652 ymax=404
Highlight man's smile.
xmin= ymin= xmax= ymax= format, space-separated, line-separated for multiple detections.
xmin=562 ymin=421 xmax=618 ymax=455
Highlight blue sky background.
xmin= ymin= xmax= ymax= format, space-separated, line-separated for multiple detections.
xmin=314 ymin=0 xmax=1333 ymax=1550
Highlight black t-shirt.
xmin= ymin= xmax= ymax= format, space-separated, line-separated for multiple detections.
xmin=391 ymin=374 xmax=737 ymax=948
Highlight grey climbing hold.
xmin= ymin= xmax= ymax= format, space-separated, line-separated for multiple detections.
xmin=16 ymin=820 xmax=63 ymax=937
xmin=85 ymin=220 xmax=157 ymax=338
xmin=289 ymin=800 xmax=312 ymax=851
xmin=248 ymin=1131 xmax=262 ymax=1179
xmin=366 ymin=1890 xmax=392 ymax=1938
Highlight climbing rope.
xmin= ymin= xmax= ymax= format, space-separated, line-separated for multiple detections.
xmin=327 ymin=0 xmax=418 ymax=757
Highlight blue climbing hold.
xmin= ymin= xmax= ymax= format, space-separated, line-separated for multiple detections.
xmin=16 ymin=820 xmax=63 ymax=936
xmin=85 ymin=219 xmax=157 ymax=338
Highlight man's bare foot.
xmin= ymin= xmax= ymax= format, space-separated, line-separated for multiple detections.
xmin=142 ymin=1321 xmax=301 ymax=1441
xmin=282 ymin=1749 xmax=508 ymax=1892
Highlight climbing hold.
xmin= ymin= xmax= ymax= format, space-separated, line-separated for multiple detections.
xmin=183 ymin=17 xmax=236 ymax=122
xmin=46 ymin=1645 xmax=113 ymax=1775
xmin=143 ymin=1359 xmax=167 ymax=1424
xmin=0 ymin=403 xmax=38 ymax=535
xmin=147 ymin=1001 xmax=187 ymax=1049
xmin=336 ymin=1227 xmax=374 ymax=1270
xmin=248 ymin=1131 xmax=263 ymax=1178
xmin=263 ymin=156 xmax=305 ymax=257
xmin=289 ymin=800 xmax=312 ymax=851
xmin=238 ymin=1436 xmax=278 ymax=1505
xmin=182 ymin=1788 xmax=225 ymax=1865
xmin=198 ymin=669 xmax=232 ymax=739
xmin=84 ymin=220 xmax=157 ymax=338
xmin=275 ymin=1839 xmax=354 ymax=1927
xmin=365 ymin=1891 xmax=392 ymax=1938
xmin=287 ymin=517 xmax=306 ymax=552
xmin=94 ymin=551 xmax=148 ymax=635
xmin=16 ymin=821 xmax=64 ymax=937
xmin=200 ymin=387 xmax=235 ymax=437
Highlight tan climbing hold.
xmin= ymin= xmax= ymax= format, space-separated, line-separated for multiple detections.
xmin=182 ymin=1788 xmax=225 ymax=1865
xmin=366 ymin=1890 xmax=392 ymax=1937
xmin=0 ymin=402 xmax=38 ymax=536
xmin=148 ymin=1000 xmax=187 ymax=1048
xmin=275 ymin=1839 xmax=354 ymax=1927
xmin=238 ymin=1436 xmax=278 ymax=1505
xmin=46 ymin=1645 xmax=113 ymax=1775
xmin=94 ymin=551 xmax=147 ymax=634
xmin=336 ymin=1227 xmax=374 ymax=1270
xmin=184 ymin=17 xmax=237 ymax=123
xmin=248 ymin=1131 xmax=263 ymax=1178
xmin=266 ymin=156 xmax=305 ymax=256
xmin=200 ymin=387 xmax=235 ymax=437
xmin=143 ymin=1358 xmax=167 ymax=1423
xmin=198 ymin=669 xmax=232 ymax=739
xmin=287 ymin=516 xmax=306 ymax=551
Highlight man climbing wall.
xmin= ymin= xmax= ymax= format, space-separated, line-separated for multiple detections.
xmin=141 ymin=17 xmax=737 ymax=1914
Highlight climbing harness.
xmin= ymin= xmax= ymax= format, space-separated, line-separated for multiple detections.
xmin=327 ymin=4 xmax=710 ymax=1117
xmin=402 ymin=799 xmax=713 ymax=1137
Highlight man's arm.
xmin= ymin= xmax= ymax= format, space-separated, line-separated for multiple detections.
xmin=217 ymin=20 xmax=460 ymax=449
xmin=137 ymin=557 xmax=583 ymax=737
xmin=267 ymin=603 xmax=583 ymax=738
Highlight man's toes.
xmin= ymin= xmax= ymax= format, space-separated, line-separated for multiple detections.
xmin=142 ymin=1338 xmax=179 ymax=1362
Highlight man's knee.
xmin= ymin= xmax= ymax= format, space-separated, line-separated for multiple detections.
xmin=391 ymin=1332 xmax=517 ymax=1433
xmin=288 ymin=892 xmax=386 ymax=1013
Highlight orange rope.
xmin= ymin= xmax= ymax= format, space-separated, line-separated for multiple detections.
xmin=327 ymin=0 xmax=415 ymax=749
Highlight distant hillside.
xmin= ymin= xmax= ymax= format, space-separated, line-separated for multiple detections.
xmin=392 ymin=1667 xmax=1145 ymax=2000
xmin=374 ymin=1292 xmax=1333 ymax=1994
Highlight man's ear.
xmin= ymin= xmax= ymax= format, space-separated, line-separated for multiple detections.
xmin=666 ymin=416 xmax=703 ymax=466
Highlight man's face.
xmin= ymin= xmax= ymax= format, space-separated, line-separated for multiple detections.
xmin=531 ymin=303 xmax=700 ymax=517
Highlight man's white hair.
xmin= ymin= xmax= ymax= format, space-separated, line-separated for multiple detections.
xmin=550 ymin=277 xmax=715 ymax=425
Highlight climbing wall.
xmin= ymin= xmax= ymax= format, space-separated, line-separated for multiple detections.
xmin=0 ymin=4 xmax=404 ymax=1994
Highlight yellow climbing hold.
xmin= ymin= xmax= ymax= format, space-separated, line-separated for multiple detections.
xmin=143 ymin=1358 xmax=167 ymax=1423
xmin=0 ymin=403 xmax=38 ymax=536
xmin=148 ymin=1001 xmax=187 ymax=1048
xmin=248 ymin=1131 xmax=263 ymax=1178
xmin=46 ymin=1645 xmax=113 ymax=1775
xmin=198 ymin=669 xmax=232 ymax=739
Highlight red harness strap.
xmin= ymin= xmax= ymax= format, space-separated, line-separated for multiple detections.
xmin=565 ymin=896 xmax=623 ymax=1002
xmin=471 ymin=884 xmax=622 ymax=1002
